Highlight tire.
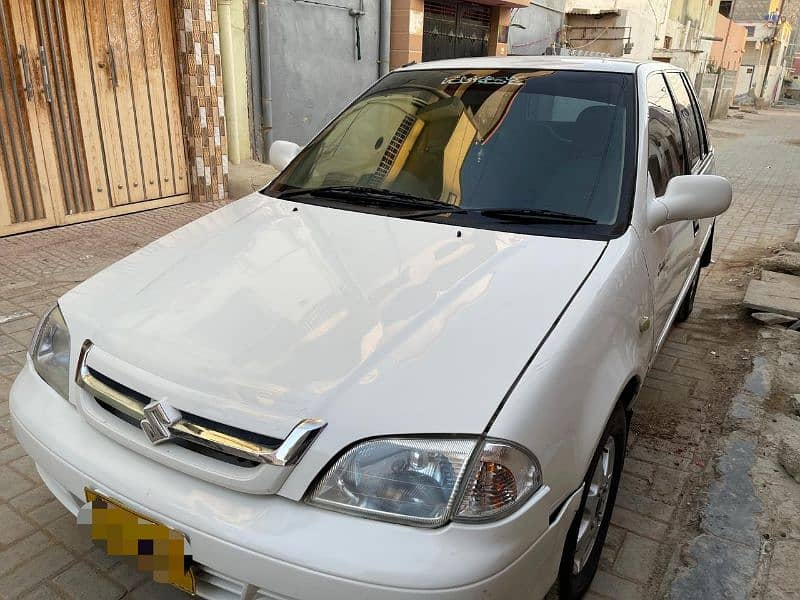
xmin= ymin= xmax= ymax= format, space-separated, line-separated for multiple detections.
xmin=557 ymin=403 xmax=627 ymax=600
xmin=675 ymin=268 xmax=699 ymax=323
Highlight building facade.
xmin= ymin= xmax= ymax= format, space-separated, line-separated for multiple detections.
xmin=708 ymin=12 xmax=748 ymax=71
xmin=689 ymin=9 xmax=747 ymax=119
xmin=560 ymin=0 xmax=670 ymax=60
xmin=653 ymin=0 xmax=721 ymax=82
xmin=788 ymin=52 xmax=800 ymax=97
xmin=731 ymin=0 xmax=796 ymax=102
xmin=219 ymin=0 xmax=531 ymax=159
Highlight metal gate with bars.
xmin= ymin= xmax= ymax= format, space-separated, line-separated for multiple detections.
xmin=422 ymin=0 xmax=491 ymax=62
xmin=0 ymin=0 xmax=188 ymax=237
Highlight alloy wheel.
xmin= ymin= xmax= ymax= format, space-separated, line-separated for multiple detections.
xmin=572 ymin=435 xmax=616 ymax=574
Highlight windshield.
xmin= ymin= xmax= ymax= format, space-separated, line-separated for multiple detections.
xmin=268 ymin=68 xmax=637 ymax=236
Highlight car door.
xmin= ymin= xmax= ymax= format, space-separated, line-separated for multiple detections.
xmin=640 ymin=72 xmax=696 ymax=347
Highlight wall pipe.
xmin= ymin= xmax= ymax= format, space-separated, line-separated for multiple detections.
xmin=218 ymin=0 xmax=241 ymax=164
xmin=258 ymin=0 xmax=274 ymax=154
xmin=247 ymin=0 xmax=263 ymax=159
xmin=379 ymin=0 xmax=390 ymax=76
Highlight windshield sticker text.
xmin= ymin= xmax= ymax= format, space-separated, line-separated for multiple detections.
xmin=441 ymin=74 xmax=525 ymax=86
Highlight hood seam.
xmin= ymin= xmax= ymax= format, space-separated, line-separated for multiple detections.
xmin=482 ymin=240 xmax=610 ymax=435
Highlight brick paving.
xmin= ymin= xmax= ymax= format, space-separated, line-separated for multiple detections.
xmin=0 ymin=109 xmax=798 ymax=599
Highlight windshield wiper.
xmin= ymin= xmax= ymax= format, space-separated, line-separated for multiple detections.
xmin=274 ymin=187 xmax=597 ymax=224
xmin=408 ymin=207 xmax=597 ymax=224
xmin=478 ymin=208 xmax=597 ymax=224
xmin=275 ymin=185 xmax=458 ymax=210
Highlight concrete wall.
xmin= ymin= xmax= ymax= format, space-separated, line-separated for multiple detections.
xmin=695 ymin=72 xmax=717 ymax=118
xmin=621 ymin=8 xmax=664 ymax=60
xmin=508 ymin=0 xmax=565 ymax=55
xmin=267 ymin=0 xmax=382 ymax=144
xmin=665 ymin=0 xmax=719 ymax=42
xmin=694 ymin=69 xmax=737 ymax=119
xmin=652 ymin=42 xmax=713 ymax=82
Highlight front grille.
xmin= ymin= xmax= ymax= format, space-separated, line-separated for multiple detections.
xmin=89 ymin=366 xmax=271 ymax=468
xmin=76 ymin=341 xmax=326 ymax=471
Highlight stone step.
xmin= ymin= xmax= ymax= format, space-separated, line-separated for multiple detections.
xmin=743 ymin=272 xmax=800 ymax=319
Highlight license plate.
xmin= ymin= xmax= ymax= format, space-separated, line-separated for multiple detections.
xmin=81 ymin=489 xmax=196 ymax=594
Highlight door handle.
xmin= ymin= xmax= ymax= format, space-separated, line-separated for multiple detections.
xmin=38 ymin=46 xmax=52 ymax=103
xmin=108 ymin=48 xmax=119 ymax=88
xmin=18 ymin=45 xmax=33 ymax=101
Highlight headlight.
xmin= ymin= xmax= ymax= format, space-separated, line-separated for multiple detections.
xmin=30 ymin=304 xmax=71 ymax=400
xmin=308 ymin=437 xmax=542 ymax=527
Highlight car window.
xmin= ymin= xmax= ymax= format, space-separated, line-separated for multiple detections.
xmin=647 ymin=73 xmax=686 ymax=197
xmin=682 ymin=73 xmax=709 ymax=156
xmin=270 ymin=69 xmax=638 ymax=231
xmin=665 ymin=72 xmax=703 ymax=169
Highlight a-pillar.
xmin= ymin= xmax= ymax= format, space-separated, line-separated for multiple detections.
xmin=174 ymin=0 xmax=229 ymax=202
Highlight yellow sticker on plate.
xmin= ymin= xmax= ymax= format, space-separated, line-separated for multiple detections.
xmin=84 ymin=489 xmax=196 ymax=594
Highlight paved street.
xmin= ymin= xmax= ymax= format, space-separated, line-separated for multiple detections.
xmin=1 ymin=108 xmax=799 ymax=599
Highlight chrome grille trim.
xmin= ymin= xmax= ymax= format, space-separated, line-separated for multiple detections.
xmin=75 ymin=340 xmax=326 ymax=467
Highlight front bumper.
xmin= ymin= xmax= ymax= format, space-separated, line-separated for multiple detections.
xmin=11 ymin=360 xmax=580 ymax=600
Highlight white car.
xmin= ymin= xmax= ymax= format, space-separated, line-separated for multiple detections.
xmin=11 ymin=56 xmax=730 ymax=600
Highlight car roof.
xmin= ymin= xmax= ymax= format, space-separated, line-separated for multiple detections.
xmin=398 ymin=55 xmax=678 ymax=75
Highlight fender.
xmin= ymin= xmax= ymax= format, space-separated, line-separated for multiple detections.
xmin=488 ymin=228 xmax=652 ymax=517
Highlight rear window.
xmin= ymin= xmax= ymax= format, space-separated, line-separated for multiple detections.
xmin=665 ymin=72 xmax=703 ymax=169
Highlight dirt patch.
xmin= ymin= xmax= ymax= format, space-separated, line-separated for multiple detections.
xmin=651 ymin=242 xmax=800 ymax=599
xmin=637 ymin=249 xmax=768 ymax=598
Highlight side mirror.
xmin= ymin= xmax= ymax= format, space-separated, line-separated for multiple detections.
xmin=648 ymin=174 xmax=732 ymax=232
xmin=269 ymin=140 xmax=302 ymax=172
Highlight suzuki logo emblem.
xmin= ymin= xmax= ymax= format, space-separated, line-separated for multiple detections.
xmin=140 ymin=400 xmax=182 ymax=444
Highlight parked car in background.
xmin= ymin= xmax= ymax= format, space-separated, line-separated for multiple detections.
xmin=11 ymin=57 xmax=730 ymax=599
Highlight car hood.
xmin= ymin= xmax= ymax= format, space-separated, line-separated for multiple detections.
xmin=61 ymin=194 xmax=606 ymax=441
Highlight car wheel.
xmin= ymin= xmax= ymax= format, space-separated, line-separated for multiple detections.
xmin=557 ymin=403 xmax=627 ymax=600
xmin=675 ymin=269 xmax=699 ymax=323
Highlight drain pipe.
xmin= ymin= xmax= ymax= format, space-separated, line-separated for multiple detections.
xmin=218 ymin=0 xmax=241 ymax=164
xmin=257 ymin=0 xmax=274 ymax=154
xmin=247 ymin=0 xmax=262 ymax=159
xmin=379 ymin=0 xmax=390 ymax=76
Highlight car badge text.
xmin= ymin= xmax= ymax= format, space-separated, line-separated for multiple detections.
xmin=140 ymin=400 xmax=182 ymax=444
